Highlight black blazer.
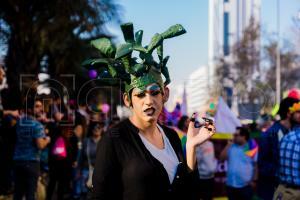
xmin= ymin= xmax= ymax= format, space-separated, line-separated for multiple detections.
xmin=90 ymin=119 xmax=198 ymax=200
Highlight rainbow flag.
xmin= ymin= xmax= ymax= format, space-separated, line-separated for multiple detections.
xmin=244 ymin=139 xmax=258 ymax=158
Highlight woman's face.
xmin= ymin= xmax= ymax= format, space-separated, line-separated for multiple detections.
xmin=93 ymin=125 xmax=103 ymax=137
xmin=128 ymin=84 xmax=166 ymax=124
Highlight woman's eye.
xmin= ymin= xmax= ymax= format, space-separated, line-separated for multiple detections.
xmin=136 ymin=92 xmax=146 ymax=98
xmin=151 ymin=90 xmax=161 ymax=96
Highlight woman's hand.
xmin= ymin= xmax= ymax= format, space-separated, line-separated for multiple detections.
xmin=185 ymin=114 xmax=216 ymax=171
xmin=186 ymin=114 xmax=216 ymax=148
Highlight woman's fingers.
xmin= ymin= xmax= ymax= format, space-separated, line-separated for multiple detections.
xmin=188 ymin=113 xmax=196 ymax=130
xmin=188 ymin=113 xmax=200 ymax=135
xmin=205 ymin=124 xmax=216 ymax=135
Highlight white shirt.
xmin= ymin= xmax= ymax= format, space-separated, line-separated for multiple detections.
xmin=139 ymin=125 xmax=179 ymax=183
xmin=196 ymin=140 xmax=217 ymax=179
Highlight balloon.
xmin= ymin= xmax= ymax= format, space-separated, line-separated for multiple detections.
xmin=88 ymin=69 xmax=98 ymax=79
xmin=101 ymin=103 xmax=110 ymax=113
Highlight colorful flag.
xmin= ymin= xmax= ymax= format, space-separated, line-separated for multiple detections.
xmin=244 ymin=139 xmax=258 ymax=158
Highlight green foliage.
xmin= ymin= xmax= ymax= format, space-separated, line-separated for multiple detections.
xmin=82 ymin=22 xmax=186 ymax=93
xmin=0 ymin=0 xmax=121 ymax=92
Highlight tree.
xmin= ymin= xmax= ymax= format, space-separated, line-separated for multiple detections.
xmin=0 ymin=0 xmax=121 ymax=101
xmin=215 ymin=17 xmax=261 ymax=105
xmin=291 ymin=15 xmax=300 ymax=54
xmin=264 ymin=41 xmax=300 ymax=92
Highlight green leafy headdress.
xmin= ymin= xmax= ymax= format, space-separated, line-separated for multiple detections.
xmin=82 ymin=22 xmax=186 ymax=98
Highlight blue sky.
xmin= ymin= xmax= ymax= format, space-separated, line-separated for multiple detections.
xmin=108 ymin=0 xmax=300 ymax=88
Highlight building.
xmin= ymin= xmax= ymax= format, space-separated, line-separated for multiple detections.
xmin=208 ymin=0 xmax=261 ymax=62
xmin=186 ymin=66 xmax=210 ymax=115
xmin=208 ymin=0 xmax=261 ymax=111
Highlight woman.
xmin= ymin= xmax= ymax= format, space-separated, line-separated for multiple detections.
xmin=81 ymin=121 xmax=104 ymax=192
xmin=84 ymin=23 xmax=215 ymax=200
xmin=47 ymin=124 xmax=74 ymax=200
xmin=176 ymin=115 xmax=190 ymax=157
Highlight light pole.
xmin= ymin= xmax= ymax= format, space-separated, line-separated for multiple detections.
xmin=276 ymin=0 xmax=281 ymax=104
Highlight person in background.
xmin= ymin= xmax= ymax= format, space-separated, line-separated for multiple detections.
xmin=177 ymin=116 xmax=189 ymax=133
xmin=13 ymin=98 xmax=50 ymax=200
xmin=257 ymin=97 xmax=300 ymax=200
xmin=220 ymin=127 xmax=257 ymax=200
xmin=176 ymin=115 xmax=189 ymax=157
xmin=50 ymin=96 xmax=66 ymax=122
xmin=75 ymin=100 xmax=89 ymax=135
xmin=195 ymin=139 xmax=217 ymax=200
xmin=71 ymin=119 xmax=85 ymax=200
xmin=46 ymin=124 xmax=74 ymax=200
xmin=273 ymin=102 xmax=300 ymax=200
xmin=0 ymin=65 xmax=19 ymax=195
xmin=80 ymin=121 xmax=104 ymax=195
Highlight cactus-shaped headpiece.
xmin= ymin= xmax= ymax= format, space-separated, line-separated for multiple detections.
xmin=82 ymin=22 xmax=186 ymax=97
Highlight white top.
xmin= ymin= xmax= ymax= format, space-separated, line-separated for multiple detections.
xmin=139 ymin=125 xmax=179 ymax=183
xmin=196 ymin=140 xmax=217 ymax=179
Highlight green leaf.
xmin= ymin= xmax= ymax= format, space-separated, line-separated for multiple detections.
xmin=133 ymin=44 xmax=147 ymax=53
xmin=161 ymin=24 xmax=186 ymax=39
xmin=157 ymin=44 xmax=163 ymax=62
xmin=132 ymin=63 xmax=146 ymax=76
xmin=107 ymin=64 xmax=117 ymax=77
xmin=121 ymin=56 xmax=133 ymax=74
xmin=147 ymin=33 xmax=163 ymax=53
xmin=135 ymin=30 xmax=143 ymax=45
xmin=115 ymin=43 xmax=133 ymax=59
xmin=161 ymin=66 xmax=171 ymax=85
xmin=81 ymin=58 xmax=109 ymax=67
xmin=121 ymin=23 xmax=135 ymax=43
xmin=90 ymin=38 xmax=116 ymax=58
xmin=162 ymin=56 xmax=170 ymax=68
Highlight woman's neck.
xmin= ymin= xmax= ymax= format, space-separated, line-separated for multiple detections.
xmin=129 ymin=116 xmax=157 ymax=137
xmin=92 ymin=135 xmax=101 ymax=142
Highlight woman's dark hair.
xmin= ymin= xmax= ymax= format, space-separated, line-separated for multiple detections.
xmin=87 ymin=121 xmax=105 ymax=137
xmin=278 ymin=97 xmax=300 ymax=120
xmin=236 ymin=126 xmax=250 ymax=141
xmin=177 ymin=115 xmax=189 ymax=131
xmin=23 ymin=97 xmax=42 ymax=115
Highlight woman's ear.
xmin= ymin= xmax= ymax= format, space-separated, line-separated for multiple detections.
xmin=123 ymin=93 xmax=131 ymax=107
xmin=163 ymin=87 xmax=170 ymax=103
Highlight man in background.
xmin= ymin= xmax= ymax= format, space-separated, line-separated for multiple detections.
xmin=13 ymin=98 xmax=50 ymax=200
xmin=196 ymin=139 xmax=217 ymax=200
xmin=257 ymin=97 xmax=300 ymax=200
xmin=273 ymin=101 xmax=300 ymax=200
xmin=220 ymin=127 xmax=257 ymax=200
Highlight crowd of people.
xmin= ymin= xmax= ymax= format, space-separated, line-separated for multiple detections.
xmin=0 ymin=92 xmax=121 ymax=200
xmin=173 ymin=95 xmax=300 ymax=200
xmin=0 ymin=64 xmax=124 ymax=199
xmin=1 ymin=56 xmax=300 ymax=200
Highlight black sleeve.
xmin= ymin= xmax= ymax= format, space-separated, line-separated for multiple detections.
xmin=89 ymin=132 xmax=122 ymax=200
